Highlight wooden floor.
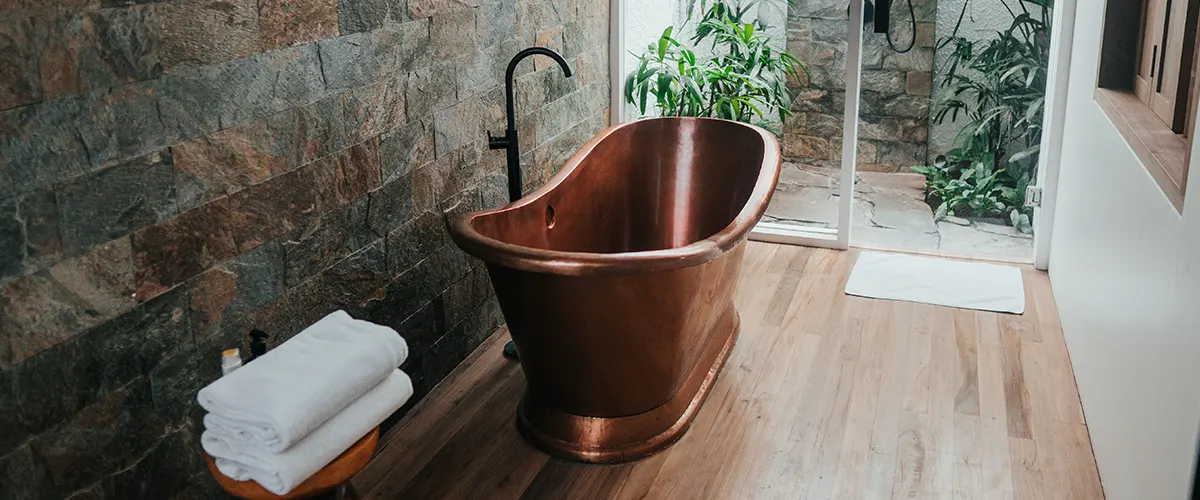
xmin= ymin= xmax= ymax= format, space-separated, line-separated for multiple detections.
xmin=352 ymin=242 xmax=1104 ymax=499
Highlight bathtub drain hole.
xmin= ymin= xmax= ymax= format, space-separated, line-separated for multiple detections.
xmin=545 ymin=205 xmax=556 ymax=229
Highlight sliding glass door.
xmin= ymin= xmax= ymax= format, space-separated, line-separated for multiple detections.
xmin=750 ymin=0 xmax=865 ymax=250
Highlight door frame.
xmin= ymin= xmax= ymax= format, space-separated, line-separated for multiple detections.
xmin=609 ymin=0 xmax=626 ymax=125
xmin=607 ymin=0 xmax=1071 ymax=263
xmin=749 ymin=0 xmax=866 ymax=250
xmin=1032 ymin=0 xmax=1079 ymax=270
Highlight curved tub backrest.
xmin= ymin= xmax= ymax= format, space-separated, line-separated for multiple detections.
xmin=452 ymin=117 xmax=781 ymax=275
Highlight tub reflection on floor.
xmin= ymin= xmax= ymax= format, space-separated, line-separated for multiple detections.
xmin=449 ymin=117 xmax=781 ymax=463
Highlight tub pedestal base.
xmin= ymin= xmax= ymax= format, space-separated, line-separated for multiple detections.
xmin=515 ymin=307 xmax=740 ymax=463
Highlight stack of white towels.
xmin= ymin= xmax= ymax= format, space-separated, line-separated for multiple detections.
xmin=197 ymin=310 xmax=413 ymax=495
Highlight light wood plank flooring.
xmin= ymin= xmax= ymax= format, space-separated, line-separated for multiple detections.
xmin=352 ymin=242 xmax=1104 ymax=499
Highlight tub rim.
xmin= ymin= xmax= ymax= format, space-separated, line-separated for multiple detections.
xmin=449 ymin=117 xmax=781 ymax=276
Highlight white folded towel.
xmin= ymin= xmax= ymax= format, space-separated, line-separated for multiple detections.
xmin=203 ymin=370 xmax=413 ymax=495
xmin=197 ymin=310 xmax=408 ymax=453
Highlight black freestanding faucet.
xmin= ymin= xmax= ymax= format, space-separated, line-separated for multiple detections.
xmin=487 ymin=47 xmax=573 ymax=203
xmin=488 ymin=48 xmax=572 ymax=360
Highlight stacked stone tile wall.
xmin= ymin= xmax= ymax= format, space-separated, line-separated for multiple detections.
xmin=0 ymin=0 xmax=609 ymax=497
xmin=784 ymin=0 xmax=935 ymax=172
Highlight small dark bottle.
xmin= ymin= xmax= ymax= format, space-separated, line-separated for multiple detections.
xmin=248 ymin=329 xmax=269 ymax=362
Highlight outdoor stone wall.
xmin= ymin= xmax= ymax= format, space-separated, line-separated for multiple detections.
xmin=784 ymin=0 xmax=936 ymax=172
xmin=0 ymin=0 xmax=609 ymax=497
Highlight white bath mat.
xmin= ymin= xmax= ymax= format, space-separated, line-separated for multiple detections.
xmin=845 ymin=251 xmax=1025 ymax=314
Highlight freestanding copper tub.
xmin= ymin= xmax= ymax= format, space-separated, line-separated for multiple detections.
xmin=449 ymin=117 xmax=781 ymax=463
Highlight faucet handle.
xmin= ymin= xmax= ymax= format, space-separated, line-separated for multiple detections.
xmin=487 ymin=130 xmax=510 ymax=150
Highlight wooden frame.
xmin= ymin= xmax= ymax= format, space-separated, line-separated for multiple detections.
xmin=1095 ymin=88 xmax=1189 ymax=210
xmin=1096 ymin=0 xmax=1195 ymax=212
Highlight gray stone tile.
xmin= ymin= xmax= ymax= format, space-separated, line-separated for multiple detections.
xmin=875 ymin=140 xmax=927 ymax=165
xmin=0 ymin=95 xmax=92 ymax=198
xmin=0 ymin=444 xmax=48 ymax=500
xmin=429 ymin=10 xmax=477 ymax=61
xmin=442 ymin=266 xmax=491 ymax=329
xmin=318 ymin=30 xmax=392 ymax=91
xmin=860 ymin=70 xmax=908 ymax=96
xmin=385 ymin=211 xmax=446 ymax=278
xmin=406 ymin=59 xmax=460 ymax=119
xmin=460 ymin=294 xmax=503 ymax=348
xmin=562 ymin=14 xmax=606 ymax=59
xmin=259 ymin=0 xmax=340 ymax=51
xmin=343 ymin=74 xmax=407 ymax=145
xmin=854 ymin=223 xmax=941 ymax=250
xmin=769 ymin=167 xmax=1034 ymax=261
xmin=532 ymin=85 xmax=593 ymax=146
xmin=155 ymin=0 xmax=263 ymax=70
xmin=0 ymin=17 xmax=44 ymax=111
xmin=171 ymin=120 xmax=282 ymax=212
xmin=148 ymin=345 xmax=200 ymax=426
xmin=0 ymin=188 xmax=62 ymax=286
xmin=0 ymin=368 xmax=28 ymax=457
xmin=282 ymin=197 xmax=377 ymax=288
xmin=319 ymin=22 xmax=430 ymax=91
xmin=408 ymin=0 xmax=480 ymax=19
xmin=270 ymin=95 xmax=349 ymax=171
xmin=380 ymin=119 xmax=436 ymax=184
xmin=476 ymin=0 xmax=518 ymax=46
xmin=456 ymin=38 xmax=522 ymax=98
xmin=58 ymin=5 xmax=164 ymax=93
xmin=357 ymin=254 xmax=442 ymax=330
xmin=244 ymin=241 xmax=388 ymax=345
xmin=318 ymin=240 xmax=390 ymax=305
xmin=867 ymin=191 xmax=938 ymax=233
xmin=937 ymin=220 xmax=1033 ymax=260
xmin=368 ymin=172 xmax=417 ymax=235
xmin=188 ymin=241 xmax=285 ymax=336
xmin=101 ymin=423 xmax=205 ymax=500
xmin=421 ymin=324 xmax=471 ymax=386
xmin=29 ymin=379 xmax=168 ymax=499
xmin=516 ymin=0 xmax=572 ymax=39
xmin=0 ymin=200 xmax=21 ymax=283
xmin=157 ymin=45 xmax=327 ymax=136
xmin=131 ymin=198 xmax=238 ymax=301
xmin=340 ymin=0 xmax=408 ymax=33
xmin=433 ymin=96 xmax=483 ymax=157
xmin=77 ymin=83 xmax=176 ymax=168
xmin=58 ymin=150 xmax=177 ymax=253
xmin=0 ymin=238 xmax=138 ymax=367
xmin=395 ymin=298 xmax=445 ymax=367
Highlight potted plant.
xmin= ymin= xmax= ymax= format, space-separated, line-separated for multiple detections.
xmin=623 ymin=0 xmax=808 ymax=134
xmin=913 ymin=0 xmax=1053 ymax=233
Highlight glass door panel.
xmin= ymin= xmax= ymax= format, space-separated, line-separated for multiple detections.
xmin=753 ymin=0 xmax=864 ymax=249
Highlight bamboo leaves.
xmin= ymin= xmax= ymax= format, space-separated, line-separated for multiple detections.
xmin=920 ymin=0 xmax=1050 ymax=230
xmin=622 ymin=0 xmax=806 ymax=132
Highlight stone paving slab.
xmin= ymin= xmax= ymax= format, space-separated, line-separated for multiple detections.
xmin=764 ymin=162 xmax=1033 ymax=261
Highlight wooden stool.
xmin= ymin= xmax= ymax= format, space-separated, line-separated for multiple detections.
xmin=204 ymin=428 xmax=379 ymax=500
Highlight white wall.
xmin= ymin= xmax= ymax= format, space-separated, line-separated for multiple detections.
xmin=1049 ymin=1 xmax=1200 ymax=498
xmin=621 ymin=0 xmax=680 ymax=121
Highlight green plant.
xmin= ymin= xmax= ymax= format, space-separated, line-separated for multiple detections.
xmin=623 ymin=0 xmax=807 ymax=132
xmin=920 ymin=0 xmax=1051 ymax=231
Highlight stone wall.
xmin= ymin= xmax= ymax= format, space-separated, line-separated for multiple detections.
xmin=784 ymin=0 xmax=936 ymax=172
xmin=0 ymin=0 xmax=609 ymax=497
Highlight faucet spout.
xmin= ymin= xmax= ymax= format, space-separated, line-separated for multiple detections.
xmin=489 ymin=47 xmax=573 ymax=204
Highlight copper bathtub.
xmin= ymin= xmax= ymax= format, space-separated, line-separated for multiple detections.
xmin=449 ymin=117 xmax=781 ymax=463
